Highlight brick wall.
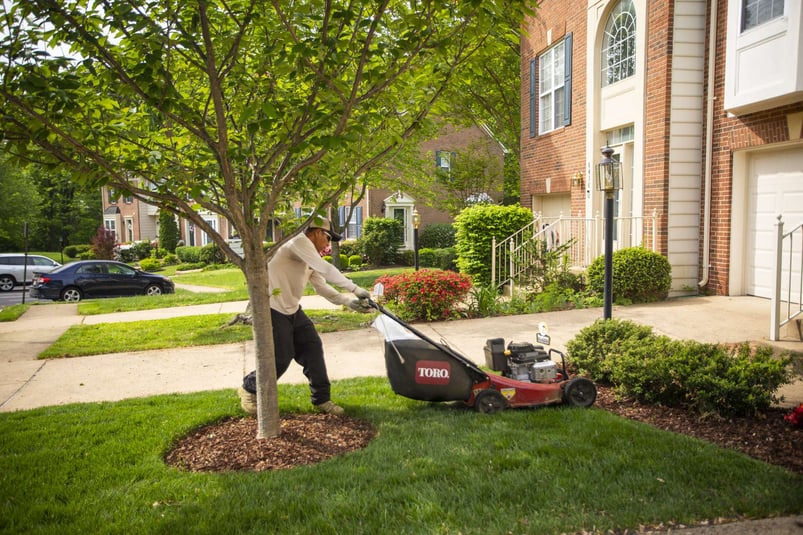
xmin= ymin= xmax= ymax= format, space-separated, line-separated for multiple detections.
xmin=702 ymin=0 xmax=803 ymax=295
xmin=642 ymin=0 xmax=673 ymax=255
xmin=520 ymin=0 xmax=587 ymax=215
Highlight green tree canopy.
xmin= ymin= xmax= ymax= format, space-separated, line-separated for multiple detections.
xmin=0 ymin=0 xmax=534 ymax=437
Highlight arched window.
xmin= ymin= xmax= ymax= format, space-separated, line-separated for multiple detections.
xmin=601 ymin=0 xmax=636 ymax=87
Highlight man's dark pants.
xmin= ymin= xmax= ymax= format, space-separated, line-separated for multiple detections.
xmin=270 ymin=306 xmax=331 ymax=405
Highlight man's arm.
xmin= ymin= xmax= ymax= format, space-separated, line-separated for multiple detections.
xmin=290 ymin=237 xmax=359 ymax=293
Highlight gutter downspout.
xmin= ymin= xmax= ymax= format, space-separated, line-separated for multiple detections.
xmin=699 ymin=0 xmax=718 ymax=289
xmin=697 ymin=0 xmax=717 ymax=288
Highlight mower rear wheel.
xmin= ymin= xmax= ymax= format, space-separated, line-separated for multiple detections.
xmin=563 ymin=377 xmax=597 ymax=408
xmin=474 ymin=389 xmax=507 ymax=414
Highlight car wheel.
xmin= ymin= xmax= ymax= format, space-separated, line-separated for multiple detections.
xmin=0 ymin=275 xmax=14 ymax=292
xmin=144 ymin=284 xmax=163 ymax=296
xmin=61 ymin=287 xmax=83 ymax=302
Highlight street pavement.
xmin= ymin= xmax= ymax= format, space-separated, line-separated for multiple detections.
xmin=0 ymin=290 xmax=801 ymax=533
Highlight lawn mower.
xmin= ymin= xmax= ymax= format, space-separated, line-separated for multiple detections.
xmin=369 ymin=286 xmax=597 ymax=414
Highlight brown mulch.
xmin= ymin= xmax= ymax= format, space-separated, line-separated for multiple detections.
xmin=165 ymin=413 xmax=375 ymax=472
xmin=164 ymin=386 xmax=802 ymax=474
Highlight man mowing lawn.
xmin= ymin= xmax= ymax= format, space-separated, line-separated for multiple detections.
xmin=239 ymin=217 xmax=372 ymax=415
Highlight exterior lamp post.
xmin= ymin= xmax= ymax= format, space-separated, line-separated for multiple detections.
xmin=596 ymin=145 xmax=622 ymax=320
xmin=412 ymin=208 xmax=421 ymax=271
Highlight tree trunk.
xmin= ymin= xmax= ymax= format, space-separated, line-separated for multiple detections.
xmin=241 ymin=243 xmax=280 ymax=438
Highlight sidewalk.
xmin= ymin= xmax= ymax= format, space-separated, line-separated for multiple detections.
xmin=1 ymin=294 xmax=801 ymax=412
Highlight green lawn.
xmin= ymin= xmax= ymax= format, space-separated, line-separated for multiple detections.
xmin=39 ymin=310 xmax=374 ymax=358
xmin=76 ymin=266 xmax=411 ymax=315
xmin=0 ymin=380 xmax=800 ymax=534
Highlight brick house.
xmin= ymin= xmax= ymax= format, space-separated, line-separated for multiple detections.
xmin=102 ymin=124 xmax=504 ymax=251
xmin=350 ymin=124 xmax=506 ymax=249
xmin=521 ymin=0 xmax=803 ymax=298
xmin=101 ymin=182 xmax=236 ymax=248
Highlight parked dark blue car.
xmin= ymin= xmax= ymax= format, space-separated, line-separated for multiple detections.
xmin=30 ymin=260 xmax=175 ymax=302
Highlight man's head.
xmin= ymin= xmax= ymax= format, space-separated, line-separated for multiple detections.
xmin=305 ymin=217 xmax=342 ymax=250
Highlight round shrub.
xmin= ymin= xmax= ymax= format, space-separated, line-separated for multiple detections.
xmin=199 ymin=242 xmax=226 ymax=265
xmin=418 ymin=248 xmax=437 ymax=268
xmin=434 ymin=247 xmax=457 ymax=271
xmin=396 ymin=249 xmax=414 ymax=267
xmin=375 ymin=269 xmax=472 ymax=321
xmin=138 ymin=257 xmax=161 ymax=272
xmin=339 ymin=241 xmax=360 ymax=258
xmin=63 ymin=244 xmax=91 ymax=258
xmin=162 ymin=253 xmax=179 ymax=266
xmin=566 ymin=318 xmax=656 ymax=382
xmin=132 ymin=240 xmax=152 ymax=260
xmin=586 ymin=247 xmax=671 ymax=303
xmin=176 ymin=246 xmax=202 ymax=264
xmin=348 ymin=255 xmax=363 ymax=269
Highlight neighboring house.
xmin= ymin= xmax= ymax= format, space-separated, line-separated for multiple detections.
xmin=521 ymin=0 xmax=803 ymax=298
xmin=102 ymin=124 xmax=504 ymax=252
xmin=315 ymin=123 xmax=507 ymax=249
xmin=101 ymin=185 xmax=236 ymax=248
xmin=102 ymin=187 xmax=158 ymax=244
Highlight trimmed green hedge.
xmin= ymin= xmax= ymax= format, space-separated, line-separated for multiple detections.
xmin=454 ymin=204 xmax=533 ymax=285
xmin=567 ymin=319 xmax=792 ymax=417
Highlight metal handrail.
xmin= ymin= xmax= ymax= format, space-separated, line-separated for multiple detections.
xmin=770 ymin=216 xmax=803 ymax=341
xmin=492 ymin=210 xmax=659 ymax=292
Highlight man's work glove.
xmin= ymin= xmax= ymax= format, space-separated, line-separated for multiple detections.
xmin=347 ymin=298 xmax=373 ymax=313
xmin=353 ymin=286 xmax=371 ymax=300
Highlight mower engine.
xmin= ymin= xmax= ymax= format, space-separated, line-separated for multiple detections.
xmin=483 ymin=338 xmax=561 ymax=384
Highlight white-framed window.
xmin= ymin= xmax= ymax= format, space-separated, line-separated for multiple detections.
xmin=601 ymin=0 xmax=637 ymax=87
xmin=201 ymin=215 xmax=217 ymax=246
xmin=533 ymin=34 xmax=573 ymax=136
xmin=435 ymin=150 xmax=454 ymax=171
xmin=338 ymin=205 xmax=363 ymax=239
xmin=741 ymin=0 xmax=784 ymax=31
xmin=103 ymin=218 xmax=116 ymax=240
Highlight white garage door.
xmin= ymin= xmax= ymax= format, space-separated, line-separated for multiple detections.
xmin=745 ymin=146 xmax=803 ymax=298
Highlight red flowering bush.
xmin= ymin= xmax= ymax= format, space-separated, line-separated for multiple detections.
xmin=376 ymin=269 xmax=472 ymax=321
xmin=785 ymin=403 xmax=803 ymax=428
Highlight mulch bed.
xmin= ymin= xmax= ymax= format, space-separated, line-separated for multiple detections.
xmin=164 ymin=386 xmax=802 ymax=474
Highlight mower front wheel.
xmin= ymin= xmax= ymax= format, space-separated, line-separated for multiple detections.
xmin=474 ymin=389 xmax=507 ymax=414
xmin=563 ymin=377 xmax=597 ymax=408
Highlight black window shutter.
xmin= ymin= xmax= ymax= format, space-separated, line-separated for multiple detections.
xmin=563 ymin=33 xmax=573 ymax=126
xmin=529 ymin=58 xmax=537 ymax=137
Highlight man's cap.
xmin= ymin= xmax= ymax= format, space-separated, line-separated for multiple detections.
xmin=308 ymin=217 xmax=342 ymax=242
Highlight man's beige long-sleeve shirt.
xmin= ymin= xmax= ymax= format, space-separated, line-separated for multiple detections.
xmin=268 ymin=233 xmax=359 ymax=315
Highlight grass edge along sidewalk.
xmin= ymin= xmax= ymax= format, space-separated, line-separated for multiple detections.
xmin=39 ymin=309 xmax=369 ymax=358
xmin=0 ymin=381 xmax=800 ymax=534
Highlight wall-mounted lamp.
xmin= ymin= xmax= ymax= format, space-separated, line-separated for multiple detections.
xmin=571 ymin=171 xmax=585 ymax=188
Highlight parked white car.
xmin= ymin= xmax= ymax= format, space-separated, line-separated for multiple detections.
xmin=0 ymin=254 xmax=62 ymax=292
